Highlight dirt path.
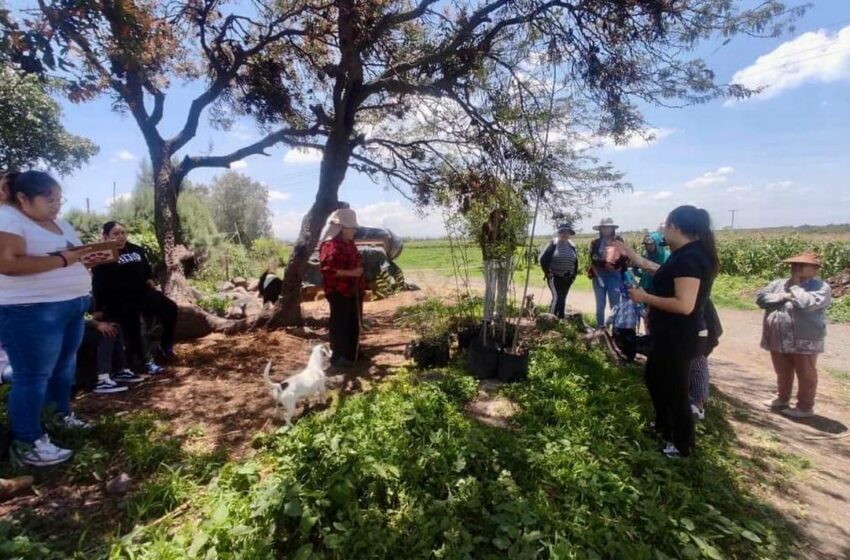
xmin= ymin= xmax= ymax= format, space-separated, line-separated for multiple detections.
xmin=408 ymin=271 xmax=850 ymax=559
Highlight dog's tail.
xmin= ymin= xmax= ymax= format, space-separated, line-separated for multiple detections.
xmin=263 ymin=361 xmax=276 ymax=389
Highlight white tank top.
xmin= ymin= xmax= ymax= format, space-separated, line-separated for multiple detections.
xmin=0 ymin=205 xmax=91 ymax=305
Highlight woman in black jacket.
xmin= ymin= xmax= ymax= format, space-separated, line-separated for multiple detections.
xmin=92 ymin=222 xmax=177 ymax=374
xmin=539 ymin=223 xmax=579 ymax=318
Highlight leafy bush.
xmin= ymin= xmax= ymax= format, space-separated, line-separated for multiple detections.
xmin=198 ymin=295 xmax=230 ymax=316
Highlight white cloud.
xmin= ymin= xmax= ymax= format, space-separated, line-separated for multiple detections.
xmin=632 ymin=191 xmax=647 ymax=198
xmin=230 ymin=160 xmax=248 ymax=170
xmin=683 ymin=166 xmax=735 ymax=189
xmin=726 ymin=185 xmax=752 ymax=194
xmin=764 ymin=180 xmax=794 ymax=191
xmin=283 ymin=148 xmax=323 ymax=164
xmin=651 ymin=191 xmax=673 ymax=200
xmin=268 ymin=189 xmax=291 ymax=202
xmin=729 ymin=24 xmax=850 ymax=103
xmin=114 ymin=149 xmax=138 ymax=162
xmin=105 ymin=192 xmax=132 ymax=206
xmin=603 ymin=127 xmax=676 ymax=151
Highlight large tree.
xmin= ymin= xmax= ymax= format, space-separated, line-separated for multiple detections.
xmin=0 ymin=64 xmax=97 ymax=173
xmin=2 ymin=0 xmax=315 ymax=301
xmin=208 ymin=171 xmax=273 ymax=248
xmin=233 ymin=0 xmax=802 ymax=326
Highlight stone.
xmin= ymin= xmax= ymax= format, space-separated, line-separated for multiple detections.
xmin=232 ymin=287 xmax=249 ymax=296
xmin=226 ymin=306 xmax=245 ymax=320
xmin=247 ymin=279 xmax=260 ymax=292
xmin=0 ymin=476 xmax=34 ymax=500
xmin=105 ymin=473 xmax=133 ymax=496
xmin=406 ymin=283 xmax=421 ymax=291
xmin=215 ymin=281 xmax=235 ymax=292
xmin=232 ymin=277 xmax=248 ymax=288
xmin=535 ymin=313 xmax=559 ymax=331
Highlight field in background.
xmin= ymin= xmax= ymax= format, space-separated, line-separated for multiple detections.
xmin=396 ymin=227 xmax=850 ymax=321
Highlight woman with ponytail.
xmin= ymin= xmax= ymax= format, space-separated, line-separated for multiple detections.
xmin=616 ymin=206 xmax=717 ymax=458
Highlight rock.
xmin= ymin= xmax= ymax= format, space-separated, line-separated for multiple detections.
xmin=247 ymin=279 xmax=260 ymax=292
xmin=106 ymin=473 xmax=132 ymax=496
xmin=215 ymin=281 xmax=235 ymax=292
xmin=190 ymin=287 xmax=205 ymax=300
xmin=406 ymin=283 xmax=421 ymax=291
xmin=226 ymin=306 xmax=245 ymax=320
xmin=232 ymin=277 xmax=248 ymax=288
xmin=0 ymin=476 xmax=34 ymax=501
xmin=535 ymin=313 xmax=559 ymax=331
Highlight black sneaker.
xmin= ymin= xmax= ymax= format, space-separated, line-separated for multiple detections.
xmin=113 ymin=369 xmax=144 ymax=384
xmin=93 ymin=375 xmax=129 ymax=394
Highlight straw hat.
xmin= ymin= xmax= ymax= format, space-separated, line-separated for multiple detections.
xmin=782 ymin=252 xmax=821 ymax=267
xmin=592 ymin=217 xmax=618 ymax=230
xmin=556 ymin=222 xmax=576 ymax=235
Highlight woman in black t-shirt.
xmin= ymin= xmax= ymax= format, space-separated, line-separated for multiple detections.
xmin=92 ymin=221 xmax=178 ymax=373
xmin=617 ymin=206 xmax=718 ymax=458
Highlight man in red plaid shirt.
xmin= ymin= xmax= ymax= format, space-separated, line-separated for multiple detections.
xmin=319 ymin=208 xmax=365 ymax=367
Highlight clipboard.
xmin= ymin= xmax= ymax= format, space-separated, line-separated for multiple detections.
xmin=51 ymin=241 xmax=120 ymax=267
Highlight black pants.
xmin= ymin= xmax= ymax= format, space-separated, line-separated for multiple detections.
xmin=547 ymin=274 xmax=575 ymax=318
xmin=107 ymin=289 xmax=177 ymax=366
xmin=327 ymin=292 xmax=361 ymax=362
xmin=645 ymin=340 xmax=697 ymax=456
xmin=613 ymin=328 xmax=637 ymax=362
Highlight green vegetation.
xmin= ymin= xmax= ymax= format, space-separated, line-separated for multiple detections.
xmin=106 ymin=319 xmax=796 ymax=559
xmin=0 ymin=389 xmax=226 ymax=559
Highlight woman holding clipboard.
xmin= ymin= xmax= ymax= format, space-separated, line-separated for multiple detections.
xmin=0 ymin=171 xmax=104 ymax=467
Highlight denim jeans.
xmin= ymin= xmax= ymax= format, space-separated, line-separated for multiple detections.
xmin=592 ymin=272 xmax=622 ymax=327
xmin=0 ymin=296 xmax=90 ymax=443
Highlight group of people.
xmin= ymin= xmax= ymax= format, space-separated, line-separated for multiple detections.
xmin=0 ymin=169 xmax=834 ymax=467
xmin=0 ymin=171 xmax=176 ymax=467
xmin=540 ymin=207 xmax=832 ymax=458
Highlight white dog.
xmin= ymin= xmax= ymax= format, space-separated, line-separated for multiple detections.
xmin=263 ymin=343 xmax=332 ymax=425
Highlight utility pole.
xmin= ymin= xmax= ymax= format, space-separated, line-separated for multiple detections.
xmin=86 ymin=198 xmax=90 ymax=214
xmin=729 ymin=209 xmax=738 ymax=230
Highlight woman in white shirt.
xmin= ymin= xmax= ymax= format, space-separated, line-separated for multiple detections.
xmin=0 ymin=171 xmax=93 ymax=467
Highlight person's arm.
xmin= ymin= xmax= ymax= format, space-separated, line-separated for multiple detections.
xmin=0 ymin=231 xmax=83 ymax=276
xmin=632 ymin=277 xmax=700 ymax=315
xmin=539 ymin=242 xmax=554 ymax=275
xmin=320 ymin=242 xmax=362 ymax=279
xmin=571 ymin=244 xmax=580 ymax=277
xmin=756 ymin=280 xmax=789 ymax=308
xmin=788 ymin=282 xmax=832 ymax=312
xmin=615 ymin=240 xmax=660 ymax=273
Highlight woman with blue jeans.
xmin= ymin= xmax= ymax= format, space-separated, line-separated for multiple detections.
xmin=588 ymin=218 xmax=627 ymax=328
xmin=0 ymin=171 xmax=98 ymax=467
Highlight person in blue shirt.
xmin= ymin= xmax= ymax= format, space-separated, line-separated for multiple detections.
xmin=588 ymin=217 xmax=627 ymax=328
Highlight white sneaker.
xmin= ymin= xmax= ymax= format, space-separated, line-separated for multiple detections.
xmin=662 ymin=442 xmax=681 ymax=458
xmin=93 ymin=374 xmax=129 ymax=394
xmin=764 ymin=397 xmax=790 ymax=410
xmin=782 ymin=407 xmax=815 ymax=419
xmin=691 ymin=404 xmax=705 ymax=421
xmin=10 ymin=435 xmax=73 ymax=467
xmin=146 ymin=361 xmax=165 ymax=375
xmin=63 ymin=412 xmax=92 ymax=430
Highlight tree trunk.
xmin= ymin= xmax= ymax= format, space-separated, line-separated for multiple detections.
xmin=151 ymin=159 xmax=195 ymax=303
xmin=269 ymin=137 xmax=352 ymax=327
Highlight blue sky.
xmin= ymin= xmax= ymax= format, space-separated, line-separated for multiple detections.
xmin=53 ymin=1 xmax=850 ymax=240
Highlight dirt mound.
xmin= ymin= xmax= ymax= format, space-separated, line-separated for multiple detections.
xmin=827 ymin=269 xmax=850 ymax=298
